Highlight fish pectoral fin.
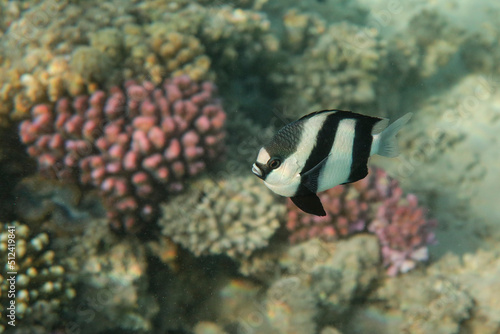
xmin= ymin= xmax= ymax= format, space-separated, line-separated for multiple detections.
xmin=301 ymin=153 xmax=331 ymax=192
xmin=291 ymin=193 xmax=326 ymax=216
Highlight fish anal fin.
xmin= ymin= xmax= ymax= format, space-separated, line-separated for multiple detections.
xmin=291 ymin=193 xmax=326 ymax=216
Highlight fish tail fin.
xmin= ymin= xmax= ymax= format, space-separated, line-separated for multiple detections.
xmin=374 ymin=112 xmax=412 ymax=157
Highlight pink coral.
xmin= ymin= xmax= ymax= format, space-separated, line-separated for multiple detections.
xmin=286 ymin=168 xmax=395 ymax=243
xmin=369 ymin=193 xmax=437 ymax=276
xmin=286 ymin=168 xmax=437 ymax=276
xmin=19 ymin=75 xmax=226 ymax=231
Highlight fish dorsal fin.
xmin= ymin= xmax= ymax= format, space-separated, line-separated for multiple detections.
xmin=291 ymin=193 xmax=326 ymax=216
xmin=301 ymin=153 xmax=331 ymax=193
xmin=298 ymin=109 xmax=346 ymax=121
xmin=371 ymin=118 xmax=389 ymax=135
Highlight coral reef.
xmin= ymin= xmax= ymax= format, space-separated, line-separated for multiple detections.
xmin=148 ymin=251 xmax=238 ymax=333
xmin=0 ymin=128 xmax=34 ymax=221
xmin=287 ymin=168 xmax=437 ymax=276
xmin=462 ymin=19 xmax=500 ymax=76
xmin=281 ymin=8 xmax=326 ymax=53
xmin=0 ymin=221 xmax=76 ymax=332
xmin=369 ymin=193 xmax=437 ymax=276
xmin=69 ymin=238 xmax=156 ymax=333
xmin=56 ymin=218 xmax=158 ymax=333
xmin=288 ymin=236 xmax=380 ymax=319
xmin=265 ymin=277 xmax=318 ymax=334
xmin=3 ymin=1 xmax=500 ymax=333
xmin=13 ymin=176 xmax=105 ymax=232
xmin=346 ymin=248 xmax=500 ymax=334
xmin=160 ymin=175 xmax=284 ymax=259
xmin=200 ymin=236 xmax=377 ymax=333
xmin=270 ymin=21 xmax=385 ymax=119
xmin=139 ymin=28 xmax=209 ymax=83
xmin=0 ymin=0 xmax=274 ymax=125
xmin=208 ymin=276 xmax=318 ymax=334
xmin=386 ymin=9 xmax=467 ymax=80
xmin=19 ymin=75 xmax=226 ymax=231
xmin=198 ymin=5 xmax=276 ymax=65
xmin=263 ymin=0 xmax=368 ymax=27
xmin=146 ymin=235 xmax=179 ymax=271
xmin=215 ymin=278 xmax=261 ymax=325
xmin=193 ymin=321 xmax=229 ymax=334
xmin=0 ymin=4 xmax=14 ymax=35
xmin=265 ymin=6 xmax=473 ymax=120
xmin=377 ymin=73 xmax=499 ymax=256
xmin=206 ymin=107 xmax=277 ymax=197
xmin=371 ymin=7 xmax=472 ymax=116
xmin=367 ymin=270 xmax=473 ymax=334
xmin=233 ymin=237 xmax=500 ymax=334
xmin=428 ymin=250 xmax=500 ymax=334
xmin=320 ymin=327 xmax=343 ymax=334
xmin=198 ymin=0 xmax=268 ymax=10
xmin=0 ymin=1 xmax=33 ymax=36
xmin=240 ymin=235 xmax=380 ymax=324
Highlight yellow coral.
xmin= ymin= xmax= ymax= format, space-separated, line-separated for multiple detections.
xmin=167 ymin=32 xmax=184 ymax=50
xmin=47 ymin=76 xmax=64 ymax=102
xmin=159 ymin=43 xmax=177 ymax=58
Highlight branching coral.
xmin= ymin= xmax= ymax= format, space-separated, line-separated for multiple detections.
xmin=287 ymin=168 xmax=437 ymax=276
xmin=287 ymin=168 xmax=397 ymax=244
xmin=369 ymin=193 xmax=437 ymax=276
xmin=160 ymin=175 xmax=285 ymax=259
xmin=19 ymin=75 xmax=226 ymax=231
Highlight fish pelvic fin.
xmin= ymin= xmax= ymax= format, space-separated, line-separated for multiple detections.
xmin=373 ymin=112 xmax=412 ymax=158
xmin=291 ymin=193 xmax=326 ymax=216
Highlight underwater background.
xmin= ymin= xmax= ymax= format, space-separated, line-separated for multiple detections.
xmin=1 ymin=0 xmax=500 ymax=333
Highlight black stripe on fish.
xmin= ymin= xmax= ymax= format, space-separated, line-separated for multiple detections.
xmin=346 ymin=116 xmax=382 ymax=183
xmin=299 ymin=111 xmax=343 ymax=193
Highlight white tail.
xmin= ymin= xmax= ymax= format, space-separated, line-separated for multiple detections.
xmin=373 ymin=112 xmax=413 ymax=157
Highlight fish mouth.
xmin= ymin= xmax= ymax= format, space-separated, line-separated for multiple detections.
xmin=252 ymin=163 xmax=263 ymax=179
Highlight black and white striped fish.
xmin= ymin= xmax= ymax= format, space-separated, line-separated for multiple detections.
xmin=251 ymin=110 xmax=412 ymax=216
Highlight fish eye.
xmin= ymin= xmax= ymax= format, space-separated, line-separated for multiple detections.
xmin=268 ymin=158 xmax=281 ymax=169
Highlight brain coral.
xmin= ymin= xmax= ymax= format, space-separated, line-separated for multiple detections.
xmin=19 ymin=75 xmax=226 ymax=231
xmin=160 ymin=175 xmax=285 ymax=259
